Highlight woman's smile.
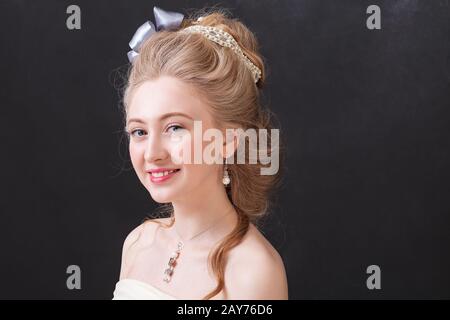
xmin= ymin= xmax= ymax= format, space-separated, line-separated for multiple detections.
xmin=148 ymin=168 xmax=181 ymax=184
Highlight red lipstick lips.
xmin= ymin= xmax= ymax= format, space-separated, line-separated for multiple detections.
xmin=147 ymin=168 xmax=181 ymax=184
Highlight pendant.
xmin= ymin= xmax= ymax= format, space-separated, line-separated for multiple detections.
xmin=163 ymin=241 xmax=183 ymax=283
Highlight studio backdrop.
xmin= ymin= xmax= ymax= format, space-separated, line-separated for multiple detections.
xmin=1 ymin=0 xmax=449 ymax=299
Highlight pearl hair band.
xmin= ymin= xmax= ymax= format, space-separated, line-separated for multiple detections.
xmin=127 ymin=6 xmax=262 ymax=83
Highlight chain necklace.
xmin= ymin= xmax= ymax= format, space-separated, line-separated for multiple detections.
xmin=163 ymin=210 xmax=234 ymax=283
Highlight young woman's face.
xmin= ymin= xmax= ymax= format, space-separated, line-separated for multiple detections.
xmin=126 ymin=76 xmax=223 ymax=203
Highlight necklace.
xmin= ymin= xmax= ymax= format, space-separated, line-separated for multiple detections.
xmin=163 ymin=210 xmax=234 ymax=283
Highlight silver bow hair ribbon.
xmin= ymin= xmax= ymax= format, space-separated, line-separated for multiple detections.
xmin=127 ymin=6 xmax=185 ymax=63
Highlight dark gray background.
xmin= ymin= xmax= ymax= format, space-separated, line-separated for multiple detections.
xmin=1 ymin=0 xmax=449 ymax=299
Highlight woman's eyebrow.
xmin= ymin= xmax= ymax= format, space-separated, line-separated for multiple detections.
xmin=127 ymin=112 xmax=194 ymax=125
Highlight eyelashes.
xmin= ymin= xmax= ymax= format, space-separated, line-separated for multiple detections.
xmin=167 ymin=124 xmax=184 ymax=133
xmin=128 ymin=124 xmax=185 ymax=138
xmin=129 ymin=129 xmax=145 ymax=137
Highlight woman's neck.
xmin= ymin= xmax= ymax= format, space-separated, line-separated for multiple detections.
xmin=170 ymin=182 xmax=238 ymax=248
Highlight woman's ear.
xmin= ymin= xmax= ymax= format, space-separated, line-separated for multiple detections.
xmin=222 ymin=128 xmax=240 ymax=159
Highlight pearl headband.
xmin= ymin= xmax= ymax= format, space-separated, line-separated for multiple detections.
xmin=127 ymin=6 xmax=262 ymax=83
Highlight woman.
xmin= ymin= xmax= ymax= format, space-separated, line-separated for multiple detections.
xmin=113 ymin=6 xmax=288 ymax=300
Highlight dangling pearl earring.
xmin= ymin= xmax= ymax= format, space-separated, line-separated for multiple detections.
xmin=222 ymin=160 xmax=231 ymax=186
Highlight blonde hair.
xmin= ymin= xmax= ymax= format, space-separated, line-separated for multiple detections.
xmin=121 ymin=7 xmax=285 ymax=300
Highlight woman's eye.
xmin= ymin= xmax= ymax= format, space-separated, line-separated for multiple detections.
xmin=130 ymin=129 xmax=146 ymax=137
xmin=167 ymin=124 xmax=184 ymax=133
xmin=128 ymin=125 xmax=183 ymax=138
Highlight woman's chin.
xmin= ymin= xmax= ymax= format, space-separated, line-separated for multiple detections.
xmin=148 ymin=190 xmax=179 ymax=204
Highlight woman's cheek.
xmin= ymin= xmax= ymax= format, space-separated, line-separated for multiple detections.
xmin=169 ymin=133 xmax=194 ymax=166
xmin=129 ymin=142 xmax=144 ymax=170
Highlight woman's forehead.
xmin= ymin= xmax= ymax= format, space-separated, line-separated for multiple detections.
xmin=128 ymin=77 xmax=207 ymax=121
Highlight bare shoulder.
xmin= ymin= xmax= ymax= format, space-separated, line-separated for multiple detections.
xmin=123 ymin=217 xmax=171 ymax=248
xmin=119 ymin=217 xmax=172 ymax=280
xmin=225 ymin=223 xmax=289 ymax=300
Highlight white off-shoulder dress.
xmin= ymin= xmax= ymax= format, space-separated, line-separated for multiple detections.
xmin=113 ymin=279 xmax=177 ymax=300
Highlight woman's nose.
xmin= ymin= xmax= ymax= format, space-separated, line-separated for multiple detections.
xmin=144 ymin=134 xmax=169 ymax=163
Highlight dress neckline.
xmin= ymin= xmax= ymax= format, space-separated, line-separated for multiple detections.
xmin=117 ymin=278 xmax=179 ymax=299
